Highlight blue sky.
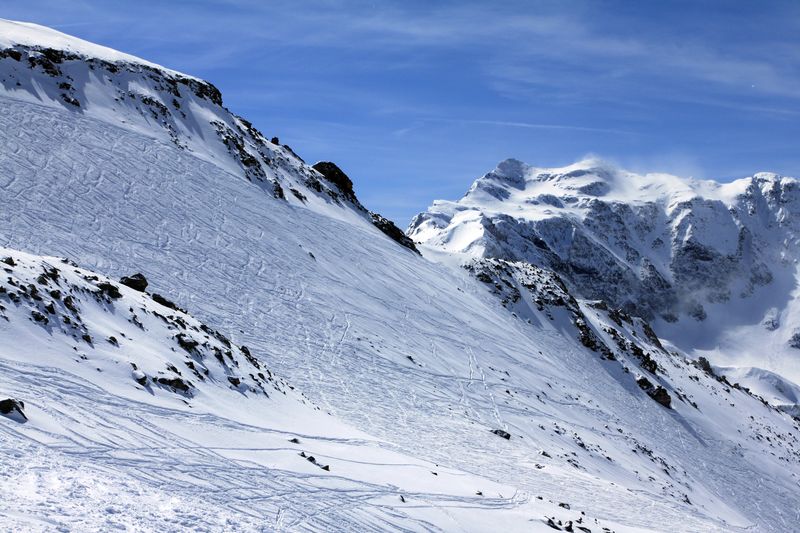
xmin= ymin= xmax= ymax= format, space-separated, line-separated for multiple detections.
xmin=4 ymin=0 xmax=800 ymax=225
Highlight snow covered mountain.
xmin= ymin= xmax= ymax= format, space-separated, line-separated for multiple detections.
xmin=409 ymin=158 xmax=800 ymax=386
xmin=0 ymin=19 xmax=414 ymax=252
xmin=2 ymin=19 xmax=800 ymax=532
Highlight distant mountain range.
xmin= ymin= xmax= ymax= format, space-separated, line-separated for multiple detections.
xmin=410 ymin=157 xmax=800 ymax=389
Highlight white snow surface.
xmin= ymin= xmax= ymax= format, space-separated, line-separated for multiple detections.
xmin=0 ymin=21 xmax=799 ymax=532
xmin=715 ymin=364 xmax=800 ymax=417
xmin=0 ymin=18 xmax=191 ymax=77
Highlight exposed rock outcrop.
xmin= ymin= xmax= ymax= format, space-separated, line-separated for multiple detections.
xmin=120 ymin=273 xmax=148 ymax=292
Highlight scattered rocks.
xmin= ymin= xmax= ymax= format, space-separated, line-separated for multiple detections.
xmin=695 ymin=356 xmax=714 ymax=375
xmin=300 ymin=452 xmax=330 ymax=471
xmin=0 ymin=250 xmax=292 ymax=409
xmin=211 ymin=120 xmax=266 ymax=182
xmin=789 ymin=331 xmax=800 ymax=350
xmin=545 ymin=517 xmax=562 ymax=530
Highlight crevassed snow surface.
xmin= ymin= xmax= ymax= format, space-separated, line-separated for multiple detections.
xmin=1 ymin=20 xmax=799 ymax=532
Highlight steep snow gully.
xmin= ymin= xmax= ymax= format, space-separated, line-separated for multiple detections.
xmin=0 ymin=18 xmax=799 ymax=533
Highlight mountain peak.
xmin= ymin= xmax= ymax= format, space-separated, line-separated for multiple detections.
xmin=493 ymin=158 xmax=528 ymax=182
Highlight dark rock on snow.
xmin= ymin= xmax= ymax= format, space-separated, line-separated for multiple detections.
xmin=370 ymin=213 xmax=420 ymax=254
xmin=695 ymin=356 xmax=714 ymax=375
xmin=152 ymin=293 xmax=183 ymax=312
xmin=0 ymin=398 xmax=27 ymax=422
xmin=175 ymin=333 xmax=199 ymax=352
xmin=491 ymin=429 xmax=511 ymax=440
xmin=97 ymin=282 xmax=122 ymax=299
xmin=650 ymin=386 xmax=672 ymax=408
xmin=311 ymin=161 xmax=419 ymax=253
xmin=636 ymin=376 xmax=672 ymax=408
xmin=119 ymin=273 xmax=148 ymax=292
xmin=154 ymin=376 xmax=192 ymax=393
xmin=312 ymin=161 xmax=356 ymax=201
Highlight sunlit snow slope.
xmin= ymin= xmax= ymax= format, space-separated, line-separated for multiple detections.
xmin=1 ymin=19 xmax=799 ymax=532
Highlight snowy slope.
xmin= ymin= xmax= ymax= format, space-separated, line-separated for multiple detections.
xmin=2 ymin=247 xmax=575 ymax=532
xmin=409 ymin=158 xmax=800 ymax=386
xmin=714 ymin=365 xmax=800 ymax=418
xmin=0 ymin=18 xmax=413 ymax=244
xmin=1 ymin=20 xmax=800 ymax=532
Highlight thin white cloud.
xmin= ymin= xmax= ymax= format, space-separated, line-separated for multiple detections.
xmin=450 ymin=119 xmax=635 ymax=136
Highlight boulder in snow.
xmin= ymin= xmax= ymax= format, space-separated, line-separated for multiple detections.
xmin=636 ymin=376 xmax=672 ymax=408
xmin=491 ymin=429 xmax=511 ymax=440
xmin=119 ymin=273 xmax=148 ymax=292
xmin=0 ymin=398 xmax=27 ymax=422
